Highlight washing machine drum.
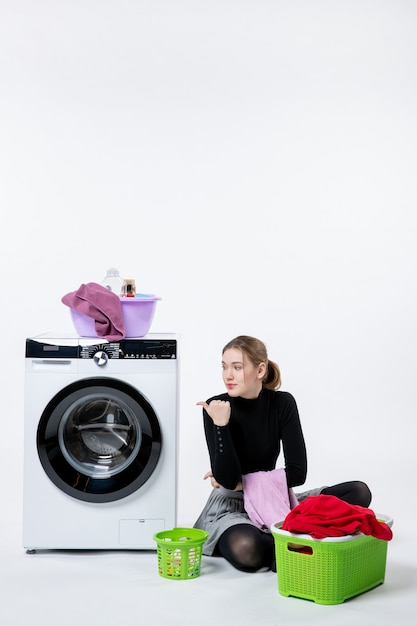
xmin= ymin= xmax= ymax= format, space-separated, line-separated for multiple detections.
xmin=37 ymin=378 xmax=162 ymax=503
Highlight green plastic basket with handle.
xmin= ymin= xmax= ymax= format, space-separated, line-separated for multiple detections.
xmin=271 ymin=514 xmax=393 ymax=604
xmin=153 ymin=528 xmax=209 ymax=580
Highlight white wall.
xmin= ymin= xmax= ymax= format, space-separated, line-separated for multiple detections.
xmin=1 ymin=0 xmax=416 ymax=530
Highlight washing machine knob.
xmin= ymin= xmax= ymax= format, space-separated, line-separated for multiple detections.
xmin=93 ymin=350 xmax=109 ymax=366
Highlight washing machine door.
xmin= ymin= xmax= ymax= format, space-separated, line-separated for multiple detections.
xmin=37 ymin=377 xmax=161 ymax=503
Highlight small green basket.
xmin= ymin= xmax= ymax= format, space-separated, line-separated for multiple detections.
xmin=153 ymin=528 xmax=209 ymax=580
xmin=271 ymin=514 xmax=393 ymax=605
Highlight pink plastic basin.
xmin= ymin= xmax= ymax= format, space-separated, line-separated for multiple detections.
xmin=69 ymin=297 xmax=160 ymax=338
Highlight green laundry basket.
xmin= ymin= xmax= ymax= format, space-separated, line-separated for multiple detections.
xmin=271 ymin=514 xmax=393 ymax=605
xmin=153 ymin=528 xmax=208 ymax=580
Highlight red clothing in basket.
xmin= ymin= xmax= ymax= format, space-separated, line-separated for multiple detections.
xmin=282 ymin=494 xmax=392 ymax=540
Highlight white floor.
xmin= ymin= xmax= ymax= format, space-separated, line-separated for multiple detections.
xmin=2 ymin=511 xmax=416 ymax=626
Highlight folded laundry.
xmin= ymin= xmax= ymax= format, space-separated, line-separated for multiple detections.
xmin=282 ymin=494 xmax=393 ymax=541
xmin=242 ymin=469 xmax=299 ymax=531
xmin=61 ymin=282 xmax=125 ymax=341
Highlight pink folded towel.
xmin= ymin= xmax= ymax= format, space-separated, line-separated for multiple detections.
xmin=242 ymin=469 xmax=299 ymax=531
xmin=62 ymin=282 xmax=125 ymax=341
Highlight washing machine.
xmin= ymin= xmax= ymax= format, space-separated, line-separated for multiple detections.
xmin=23 ymin=332 xmax=178 ymax=552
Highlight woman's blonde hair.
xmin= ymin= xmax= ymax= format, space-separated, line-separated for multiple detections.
xmin=222 ymin=335 xmax=281 ymax=390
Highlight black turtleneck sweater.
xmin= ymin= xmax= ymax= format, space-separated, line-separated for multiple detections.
xmin=202 ymin=389 xmax=307 ymax=491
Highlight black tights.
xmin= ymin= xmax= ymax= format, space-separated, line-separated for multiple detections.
xmin=216 ymin=524 xmax=275 ymax=573
xmin=216 ymin=480 xmax=372 ymax=573
xmin=321 ymin=480 xmax=372 ymax=507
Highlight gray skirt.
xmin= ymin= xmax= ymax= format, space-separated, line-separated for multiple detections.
xmin=194 ymin=485 xmax=325 ymax=556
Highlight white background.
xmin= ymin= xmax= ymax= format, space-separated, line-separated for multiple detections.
xmin=1 ymin=0 xmax=416 ymax=534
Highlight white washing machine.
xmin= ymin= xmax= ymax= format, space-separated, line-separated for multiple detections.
xmin=23 ymin=332 xmax=178 ymax=552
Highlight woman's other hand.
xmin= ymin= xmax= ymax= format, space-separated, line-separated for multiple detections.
xmin=203 ymin=470 xmax=221 ymax=489
xmin=203 ymin=470 xmax=242 ymax=492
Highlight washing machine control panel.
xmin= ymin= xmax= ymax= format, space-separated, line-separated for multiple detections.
xmin=81 ymin=340 xmax=177 ymax=360
xmin=81 ymin=343 xmax=121 ymax=360
xmin=26 ymin=337 xmax=177 ymax=360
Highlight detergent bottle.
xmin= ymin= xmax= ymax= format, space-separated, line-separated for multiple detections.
xmin=101 ymin=268 xmax=126 ymax=296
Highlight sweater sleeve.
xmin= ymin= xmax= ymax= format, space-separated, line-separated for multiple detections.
xmin=280 ymin=393 xmax=307 ymax=488
xmin=203 ymin=409 xmax=242 ymax=490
